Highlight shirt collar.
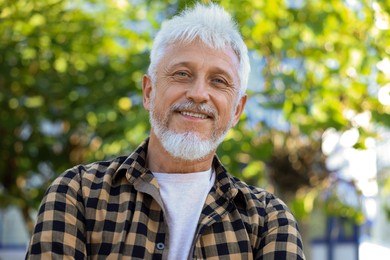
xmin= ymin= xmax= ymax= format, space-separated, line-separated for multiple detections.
xmin=113 ymin=138 xmax=241 ymax=201
xmin=113 ymin=138 xmax=151 ymax=183
xmin=212 ymin=156 xmax=239 ymax=201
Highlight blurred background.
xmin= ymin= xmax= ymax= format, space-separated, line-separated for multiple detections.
xmin=1 ymin=0 xmax=390 ymax=259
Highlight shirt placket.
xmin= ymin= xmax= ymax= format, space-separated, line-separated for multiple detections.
xmin=132 ymin=173 xmax=170 ymax=259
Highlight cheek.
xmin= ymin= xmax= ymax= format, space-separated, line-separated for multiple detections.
xmin=214 ymin=94 xmax=235 ymax=113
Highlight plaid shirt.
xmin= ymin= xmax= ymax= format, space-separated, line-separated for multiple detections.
xmin=27 ymin=139 xmax=305 ymax=259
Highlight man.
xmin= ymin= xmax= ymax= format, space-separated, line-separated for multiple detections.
xmin=27 ymin=3 xmax=305 ymax=259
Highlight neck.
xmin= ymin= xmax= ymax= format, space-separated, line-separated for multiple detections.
xmin=146 ymin=133 xmax=215 ymax=173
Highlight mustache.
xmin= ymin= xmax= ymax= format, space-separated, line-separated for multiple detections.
xmin=171 ymin=101 xmax=217 ymax=118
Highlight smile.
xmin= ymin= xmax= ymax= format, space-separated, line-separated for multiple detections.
xmin=180 ymin=111 xmax=209 ymax=119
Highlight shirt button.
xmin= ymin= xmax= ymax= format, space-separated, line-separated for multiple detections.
xmin=156 ymin=242 xmax=165 ymax=250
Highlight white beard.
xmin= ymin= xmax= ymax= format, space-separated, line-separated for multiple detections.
xmin=149 ymin=96 xmax=235 ymax=161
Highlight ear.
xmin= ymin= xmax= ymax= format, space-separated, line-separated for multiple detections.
xmin=142 ymin=74 xmax=153 ymax=111
xmin=231 ymin=94 xmax=247 ymax=126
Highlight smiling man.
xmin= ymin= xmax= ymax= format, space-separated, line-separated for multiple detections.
xmin=26 ymin=3 xmax=305 ymax=260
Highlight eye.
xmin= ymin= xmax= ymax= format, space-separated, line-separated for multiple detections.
xmin=211 ymin=77 xmax=228 ymax=86
xmin=174 ymin=71 xmax=190 ymax=78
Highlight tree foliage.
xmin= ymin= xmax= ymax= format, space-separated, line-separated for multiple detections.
xmin=214 ymin=0 xmax=390 ymax=221
xmin=0 ymin=0 xmax=166 ymax=229
xmin=1 ymin=0 xmax=389 ymax=233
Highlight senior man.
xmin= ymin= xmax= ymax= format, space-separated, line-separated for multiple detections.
xmin=27 ymin=3 xmax=305 ymax=259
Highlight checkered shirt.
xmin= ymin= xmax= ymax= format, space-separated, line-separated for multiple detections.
xmin=26 ymin=139 xmax=305 ymax=259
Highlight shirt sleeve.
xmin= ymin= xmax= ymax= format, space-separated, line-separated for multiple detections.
xmin=26 ymin=170 xmax=87 ymax=259
xmin=255 ymin=197 xmax=305 ymax=260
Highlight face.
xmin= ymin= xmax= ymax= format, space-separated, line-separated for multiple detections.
xmin=143 ymin=40 xmax=247 ymax=160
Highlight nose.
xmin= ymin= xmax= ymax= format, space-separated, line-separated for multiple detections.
xmin=186 ymin=78 xmax=210 ymax=103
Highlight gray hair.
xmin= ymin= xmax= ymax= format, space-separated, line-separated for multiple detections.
xmin=148 ymin=3 xmax=250 ymax=97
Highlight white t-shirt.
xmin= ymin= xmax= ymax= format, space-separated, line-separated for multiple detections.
xmin=153 ymin=168 xmax=215 ymax=260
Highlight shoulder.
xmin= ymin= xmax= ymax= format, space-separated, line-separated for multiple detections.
xmin=50 ymin=155 xmax=129 ymax=192
xmin=214 ymin=157 xmax=289 ymax=215
xmin=230 ymin=176 xmax=291 ymax=218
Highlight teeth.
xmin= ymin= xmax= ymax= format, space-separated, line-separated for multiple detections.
xmin=181 ymin=111 xmax=208 ymax=119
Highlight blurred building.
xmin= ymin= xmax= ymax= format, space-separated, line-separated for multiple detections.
xmin=0 ymin=207 xmax=29 ymax=260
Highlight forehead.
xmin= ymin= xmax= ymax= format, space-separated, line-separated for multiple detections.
xmin=160 ymin=40 xmax=240 ymax=80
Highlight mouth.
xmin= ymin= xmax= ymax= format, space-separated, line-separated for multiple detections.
xmin=179 ymin=110 xmax=211 ymax=119
xmin=172 ymin=101 xmax=216 ymax=120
